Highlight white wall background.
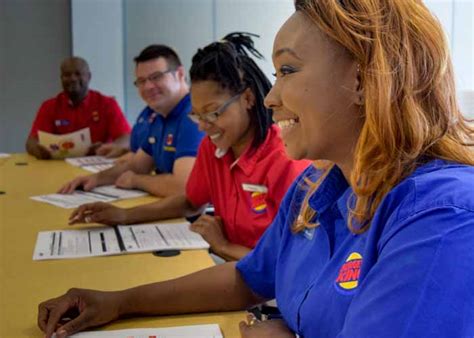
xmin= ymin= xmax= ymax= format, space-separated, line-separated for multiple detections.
xmin=124 ymin=0 xmax=215 ymax=122
xmin=426 ymin=0 xmax=474 ymax=116
xmin=0 ymin=0 xmax=472 ymax=153
xmin=71 ymin=0 xmax=125 ymax=109
xmin=123 ymin=0 xmax=293 ymax=123
xmin=73 ymin=0 xmax=471 ymax=120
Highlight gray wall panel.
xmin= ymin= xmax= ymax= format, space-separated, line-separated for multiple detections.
xmin=1 ymin=0 xmax=71 ymax=153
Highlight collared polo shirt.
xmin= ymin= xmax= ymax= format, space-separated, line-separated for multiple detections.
xmin=186 ymin=125 xmax=311 ymax=248
xmin=30 ymin=90 xmax=131 ymax=143
xmin=130 ymin=106 xmax=155 ymax=152
xmin=237 ymin=160 xmax=474 ymax=337
xmin=140 ymin=94 xmax=204 ymax=174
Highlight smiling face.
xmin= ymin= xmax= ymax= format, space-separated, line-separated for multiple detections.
xmin=265 ymin=12 xmax=364 ymax=172
xmin=135 ymin=57 xmax=185 ymax=114
xmin=60 ymin=58 xmax=91 ymax=102
xmin=191 ymin=80 xmax=255 ymax=157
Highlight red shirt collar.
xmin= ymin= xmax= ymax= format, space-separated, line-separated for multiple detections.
xmin=61 ymin=90 xmax=90 ymax=107
xmin=221 ymin=124 xmax=280 ymax=176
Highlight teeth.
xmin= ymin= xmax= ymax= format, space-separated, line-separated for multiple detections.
xmin=277 ymin=118 xmax=299 ymax=130
xmin=210 ymin=133 xmax=222 ymax=140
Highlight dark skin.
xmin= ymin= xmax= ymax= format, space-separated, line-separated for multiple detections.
xmin=60 ymin=57 xmax=91 ymax=106
xmin=26 ymin=57 xmax=130 ymax=159
xmin=66 ymin=81 xmax=257 ymax=261
xmin=26 ymin=57 xmax=92 ymax=159
xmin=37 ymin=11 xmax=364 ymax=333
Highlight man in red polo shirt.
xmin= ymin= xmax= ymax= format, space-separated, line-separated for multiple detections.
xmin=26 ymin=57 xmax=131 ymax=159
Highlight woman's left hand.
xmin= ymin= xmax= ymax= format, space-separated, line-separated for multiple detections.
xmin=189 ymin=214 xmax=228 ymax=252
xmin=239 ymin=314 xmax=295 ymax=338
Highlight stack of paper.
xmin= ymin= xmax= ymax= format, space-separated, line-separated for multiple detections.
xmin=30 ymin=185 xmax=148 ymax=209
xmin=66 ymin=156 xmax=115 ymax=173
xmin=68 ymin=324 xmax=223 ymax=338
xmin=33 ymin=222 xmax=210 ymax=260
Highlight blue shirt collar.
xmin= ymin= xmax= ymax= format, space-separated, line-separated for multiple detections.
xmin=162 ymin=93 xmax=191 ymax=120
xmin=308 ymin=165 xmax=350 ymax=216
xmin=312 ymin=159 xmax=456 ymax=230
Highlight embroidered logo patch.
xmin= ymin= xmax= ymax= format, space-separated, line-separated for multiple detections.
xmin=149 ymin=112 xmax=158 ymax=123
xmin=250 ymin=191 xmax=267 ymax=214
xmin=166 ymin=133 xmax=174 ymax=146
xmin=334 ymin=252 xmax=362 ymax=293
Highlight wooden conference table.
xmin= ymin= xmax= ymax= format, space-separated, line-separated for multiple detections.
xmin=0 ymin=154 xmax=246 ymax=337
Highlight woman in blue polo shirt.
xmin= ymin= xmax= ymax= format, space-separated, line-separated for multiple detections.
xmin=38 ymin=1 xmax=474 ymax=337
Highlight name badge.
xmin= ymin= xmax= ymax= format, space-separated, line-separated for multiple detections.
xmin=242 ymin=183 xmax=268 ymax=193
xmin=148 ymin=137 xmax=156 ymax=144
xmin=54 ymin=119 xmax=70 ymax=127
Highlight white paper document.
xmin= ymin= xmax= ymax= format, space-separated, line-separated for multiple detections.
xmin=66 ymin=155 xmax=115 ymax=167
xmin=30 ymin=186 xmax=148 ymax=209
xmin=81 ymin=163 xmax=115 ymax=173
xmin=33 ymin=222 xmax=210 ymax=260
xmin=92 ymin=185 xmax=148 ymax=199
xmin=66 ymin=156 xmax=115 ymax=173
xmin=67 ymin=324 xmax=223 ymax=338
xmin=34 ymin=227 xmax=121 ymax=259
xmin=0 ymin=153 xmax=11 ymax=158
xmin=118 ymin=223 xmax=210 ymax=252
xmin=38 ymin=128 xmax=91 ymax=159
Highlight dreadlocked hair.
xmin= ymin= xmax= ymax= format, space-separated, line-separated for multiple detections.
xmin=190 ymin=32 xmax=273 ymax=150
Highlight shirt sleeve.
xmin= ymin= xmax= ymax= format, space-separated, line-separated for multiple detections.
xmin=105 ymin=97 xmax=131 ymax=141
xmin=236 ymin=167 xmax=312 ymax=299
xmin=130 ymin=109 xmax=147 ymax=152
xmin=337 ymin=206 xmax=474 ymax=337
xmin=29 ymin=101 xmax=55 ymax=138
xmin=185 ymin=140 xmax=211 ymax=208
xmin=174 ymin=115 xmax=205 ymax=159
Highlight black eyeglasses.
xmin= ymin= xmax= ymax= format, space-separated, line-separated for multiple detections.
xmin=188 ymin=93 xmax=242 ymax=124
xmin=134 ymin=69 xmax=175 ymax=88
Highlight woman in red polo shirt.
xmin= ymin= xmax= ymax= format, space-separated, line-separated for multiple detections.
xmin=68 ymin=32 xmax=310 ymax=261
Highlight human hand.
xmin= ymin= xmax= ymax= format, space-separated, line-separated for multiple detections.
xmin=58 ymin=175 xmax=99 ymax=194
xmin=96 ymin=144 xmax=128 ymax=158
xmin=239 ymin=314 xmax=294 ymax=338
xmin=189 ymin=215 xmax=228 ymax=252
xmin=38 ymin=288 xmax=122 ymax=338
xmin=35 ymin=144 xmax=52 ymax=160
xmin=87 ymin=142 xmax=103 ymax=155
xmin=69 ymin=202 xmax=127 ymax=226
xmin=115 ymin=170 xmax=137 ymax=189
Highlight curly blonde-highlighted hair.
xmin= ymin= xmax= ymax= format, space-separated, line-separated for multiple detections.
xmin=293 ymin=0 xmax=474 ymax=233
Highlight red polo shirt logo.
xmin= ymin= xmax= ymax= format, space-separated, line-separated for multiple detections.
xmin=250 ymin=191 xmax=267 ymax=214
xmin=92 ymin=111 xmax=100 ymax=122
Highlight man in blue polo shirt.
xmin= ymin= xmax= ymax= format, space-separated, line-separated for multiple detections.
xmin=59 ymin=45 xmax=205 ymax=197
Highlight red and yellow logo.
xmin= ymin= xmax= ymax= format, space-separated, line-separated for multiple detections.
xmin=335 ymin=252 xmax=362 ymax=292
xmin=92 ymin=111 xmax=100 ymax=122
xmin=250 ymin=191 xmax=267 ymax=214
xmin=166 ymin=133 xmax=174 ymax=146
